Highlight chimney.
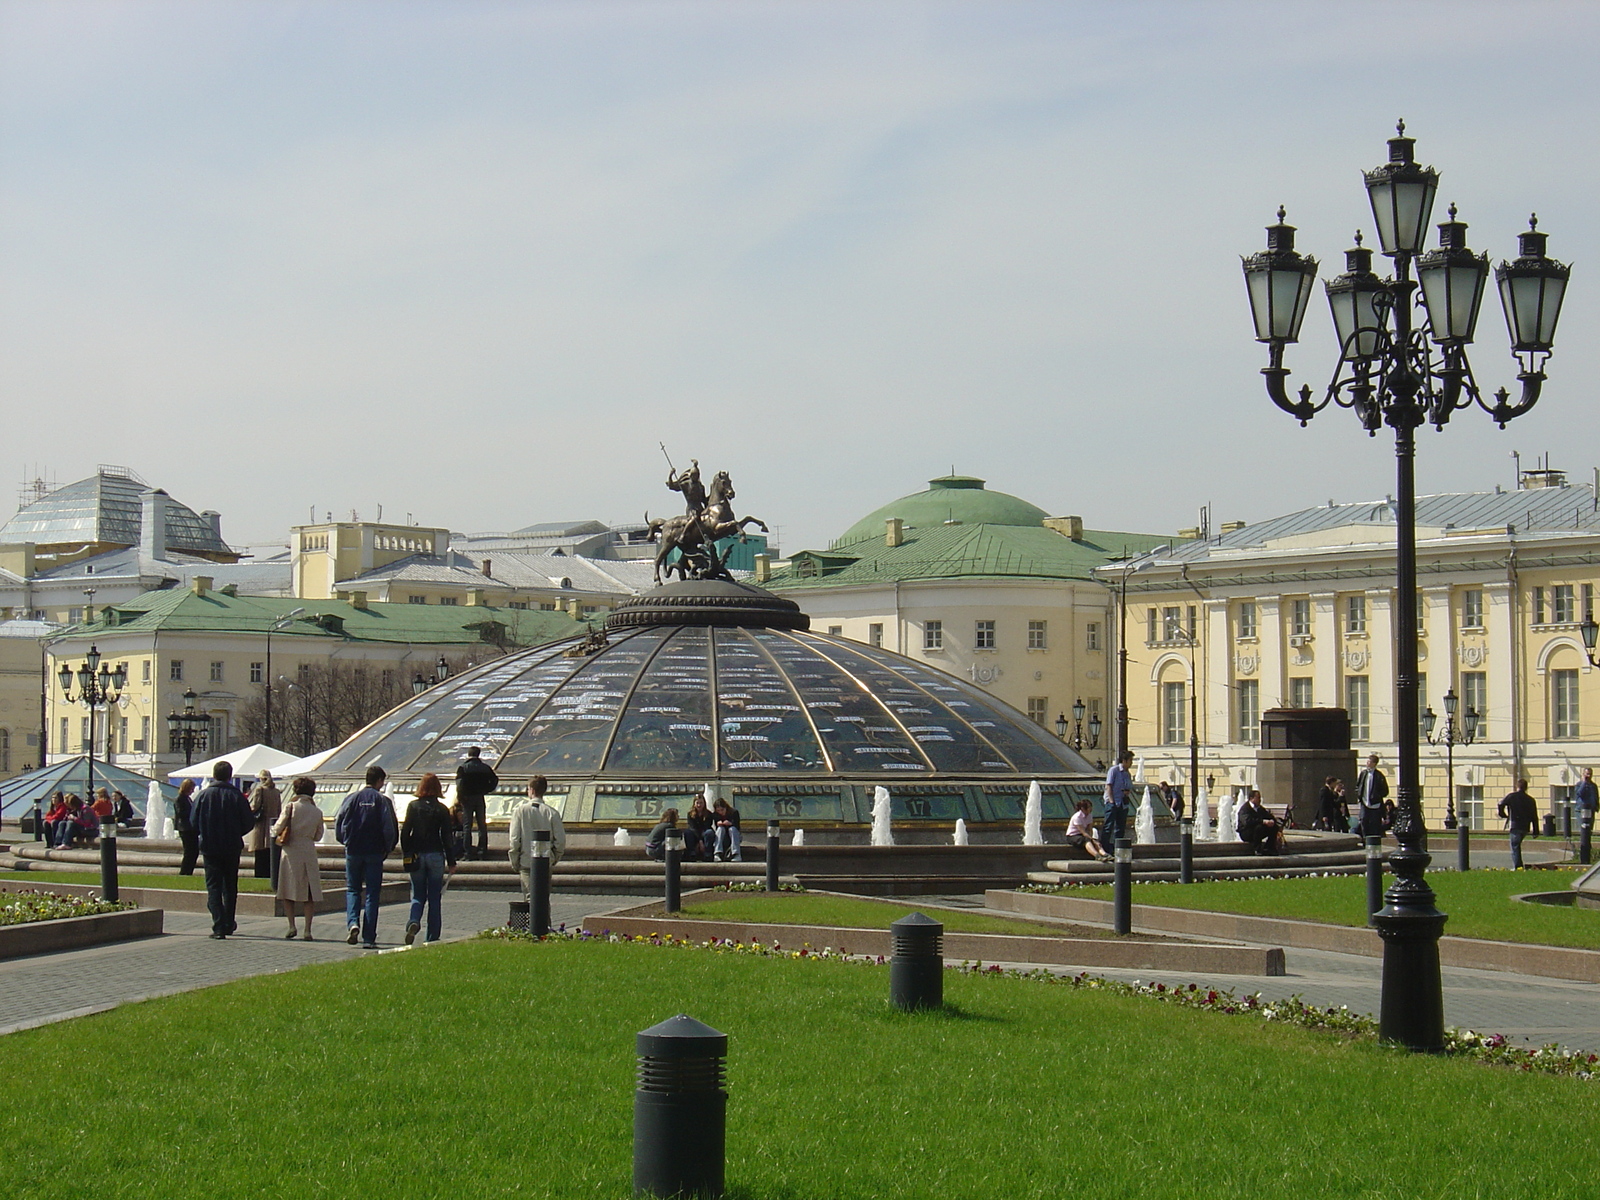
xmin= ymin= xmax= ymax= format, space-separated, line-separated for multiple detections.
xmin=754 ymin=554 xmax=771 ymax=582
xmin=1044 ymin=516 xmax=1083 ymax=541
xmin=481 ymin=559 xmax=492 ymax=578
xmin=886 ymin=518 xmax=904 ymax=547
xmin=202 ymin=510 xmax=223 ymax=543
xmin=140 ymin=490 xmax=169 ymax=559
xmin=191 ymin=575 xmax=213 ymax=596
xmin=1220 ymin=520 xmax=1247 ymax=534
xmin=349 ymin=590 xmax=368 ymax=609
xmin=467 ymin=589 xmax=487 ymax=606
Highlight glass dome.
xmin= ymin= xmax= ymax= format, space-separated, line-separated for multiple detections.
xmin=320 ymin=622 xmax=1098 ymax=781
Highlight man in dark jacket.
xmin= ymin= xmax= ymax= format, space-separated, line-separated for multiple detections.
xmin=1354 ymin=754 xmax=1389 ymax=837
xmin=336 ymin=765 xmax=399 ymax=947
xmin=191 ymin=761 xmax=255 ymax=939
xmin=1497 ymin=779 xmax=1539 ymax=869
xmin=454 ymin=747 xmax=499 ymax=861
xmin=1237 ymin=789 xmax=1284 ymax=856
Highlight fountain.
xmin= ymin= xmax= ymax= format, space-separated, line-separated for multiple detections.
xmin=1022 ymin=780 xmax=1044 ymax=845
xmin=871 ymin=786 xmax=894 ymax=847
xmin=613 ymin=827 xmax=632 ymax=847
xmin=1215 ymin=790 xmax=1236 ymax=843
xmin=953 ymin=818 xmax=969 ymax=846
xmin=791 ymin=828 xmax=805 ymax=847
xmin=144 ymin=780 xmax=169 ymax=840
xmin=1135 ymin=785 xmax=1157 ymax=844
xmin=1193 ymin=785 xmax=1211 ymax=841
xmin=1233 ymin=790 xmax=1247 ymax=841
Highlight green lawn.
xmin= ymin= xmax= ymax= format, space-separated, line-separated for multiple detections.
xmin=1068 ymin=868 xmax=1600 ymax=948
xmin=663 ymin=891 xmax=1117 ymax=938
xmin=2 ymin=937 xmax=1597 ymax=1198
xmin=0 ymin=870 xmax=277 ymax=893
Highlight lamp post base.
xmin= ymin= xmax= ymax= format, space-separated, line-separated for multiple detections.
xmin=1371 ymin=846 xmax=1447 ymax=1051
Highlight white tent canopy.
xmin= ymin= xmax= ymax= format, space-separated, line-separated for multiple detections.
xmin=167 ymin=743 xmax=299 ymax=784
xmin=270 ymin=747 xmax=337 ymax=778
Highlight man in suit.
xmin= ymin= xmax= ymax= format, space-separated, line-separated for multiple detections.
xmin=191 ymin=761 xmax=255 ymax=939
xmin=454 ymin=746 xmax=500 ymax=861
xmin=1354 ymin=753 xmax=1389 ymax=838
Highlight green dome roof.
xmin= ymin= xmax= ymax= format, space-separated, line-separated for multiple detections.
xmin=834 ymin=476 xmax=1051 ymax=547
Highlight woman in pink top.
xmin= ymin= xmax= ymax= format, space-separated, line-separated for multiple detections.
xmin=1065 ymin=798 xmax=1110 ymax=862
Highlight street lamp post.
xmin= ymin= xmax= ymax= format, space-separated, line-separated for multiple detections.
xmin=1422 ymin=689 xmax=1478 ymax=872
xmin=1056 ymin=699 xmax=1101 ymax=753
xmin=263 ymin=607 xmax=305 ymax=748
xmin=165 ymin=688 xmax=209 ymax=767
xmin=57 ymin=644 xmax=127 ymax=819
xmin=1244 ymin=122 xmax=1569 ymax=1051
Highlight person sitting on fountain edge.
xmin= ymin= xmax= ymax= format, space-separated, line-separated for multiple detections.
xmin=644 ymin=809 xmax=679 ymax=861
xmin=1237 ymin=789 xmax=1284 ymax=856
xmin=1065 ymin=797 xmax=1110 ymax=862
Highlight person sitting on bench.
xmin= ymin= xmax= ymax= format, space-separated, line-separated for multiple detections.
xmin=1064 ymin=797 xmax=1111 ymax=862
xmin=1237 ymin=789 xmax=1284 ymax=856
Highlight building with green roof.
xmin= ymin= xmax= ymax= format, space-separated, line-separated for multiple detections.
xmin=764 ymin=475 xmax=1169 ymax=757
xmin=45 ymin=576 xmax=585 ymax=772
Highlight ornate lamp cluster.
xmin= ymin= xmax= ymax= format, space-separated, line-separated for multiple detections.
xmin=166 ymin=688 xmax=209 ymax=766
xmin=412 ymin=655 xmax=452 ymax=695
xmin=1056 ymin=698 xmax=1101 ymax=752
xmin=1422 ymin=687 xmax=1478 ymax=830
xmin=1243 ymin=122 xmax=1569 ymax=435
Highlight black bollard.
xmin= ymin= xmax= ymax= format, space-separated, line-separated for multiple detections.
xmin=1365 ymin=836 xmax=1384 ymax=924
xmin=99 ymin=818 xmax=118 ymax=903
xmin=31 ymin=802 xmax=43 ymax=842
xmin=1457 ymin=819 xmax=1470 ymax=873
xmin=633 ymin=1014 xmax=727 ymax=1199
xmin=531 ymin=828 xmax=552 ymax=937
xmin=1582 ymin=818 xmax=1593 ymax=866
xmin=270 ymin=841 xmax=282 ymax=892
xmin=1543 ymin=811 xmax=1556 ymax=838
xmin=664 ymin=829 xmax=682 ymax=913
xmin=764 ymin=820 xmax=779 ymax=892
xmin=889 ymin=912 xmax=944 ymax=1011
xmin=1112 ymin=838 xmax=1132 ymax=935
xmin=1179 ymin=818 xmax=1194 ymax=884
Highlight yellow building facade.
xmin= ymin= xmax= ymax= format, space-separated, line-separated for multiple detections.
xmin=1107 ymin=481 xmax=1600 ymax=825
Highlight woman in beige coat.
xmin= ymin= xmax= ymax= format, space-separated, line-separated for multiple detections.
xmin=272 ymin=777 xmax=326 ymax=939
xmin=246 ymin=770 xmax=283 ymax=879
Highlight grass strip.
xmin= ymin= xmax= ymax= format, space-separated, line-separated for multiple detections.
xmin=3 ymin=936 xmax=1598 ymax=1199
xmin=0 ymin=870 xmax=277 ymax=893
xmin=660 ymin=891 xmax=1122 ymax=938
xmin=1063 ymin=867 xmax=1600 ymax=948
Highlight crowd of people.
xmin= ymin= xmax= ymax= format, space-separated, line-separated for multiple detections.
xmin=39 ymin=787 xmax=136 ymax=847
xmin=643 ymin=795 xmax=742 ymax=862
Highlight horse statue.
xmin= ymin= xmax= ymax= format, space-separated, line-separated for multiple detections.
xmin=646 ymin=469 xmax=769 ymax=585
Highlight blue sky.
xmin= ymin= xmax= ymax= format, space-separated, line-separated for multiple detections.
xmin=3 ymin=1 xmax=1598 ymax=553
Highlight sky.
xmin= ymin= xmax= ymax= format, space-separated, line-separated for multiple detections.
xmin=3 ymin=1 xmax=1599 ymax=557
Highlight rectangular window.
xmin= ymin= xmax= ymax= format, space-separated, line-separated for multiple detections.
xmin=869 ymin=623 xmax=883 ymax=648
xmin=134 ymin=715 xmax=149 ymax=754
xmin=923 ymin=620 xmax=943 ymax=651
xmin=1290 ymin=599 xmax=1311 ymax=637
xmin=1416 ymin=672 xmax=1427 ymax=727
xmin=1345 ymin=675 xmax=1370 ymax=741
xmin=1458 ymin=785 xmax=1484 ymax=830
xmin=975 ymin=620 xmax=996 ymax=650
xmin=1162 ymin=682 xmax=1187 ymax=745
xmin=1162 ymin=606 xmax=1183 ymax=642
xmin=409 ymin=595 xmax=427 ymax=605
xmin=118 ymin=719 xmax=128 ymax=754
xmin=1289 ymin=677 xmax=1313 ymax=708
xmin=827 ymin=625 xmax=843 ymax=637
xmin=509 ymin=601 xmax=528 ymax=610
xmin=1462 ymin=671 xmax=1487 ymax=737
xmin=141 ymin=659 xmax=151 ymax=683
xmin=1553 ymin=668 xmax=1580 ymax=738
xmin=169 ymin=660 xmax=184 ymax=682
xmin=1462 ymin=589 xmax=1484 ymax=629
xmin=1147 ymin=608 xmax=1157 ymax=645
xmin=68 ymin=607 xmax=82 ymax=624
xmin=208 ymin=715 xmax=226 ymax=749
xmin=540 ymin=602 xmax=557 ymax=611
xmin=210 ymin=661 xmax=225 ymax=682
xmin=1416 ymin=592 xmax=1427 ymax=633
xmin=1237 ymin=602 xmax=1257 ymax=639
xmin=297 ymin=663 xmax=311 ymax=682
xmin=439 ymin=596 xmax=458 ymax=606
xmin=1346 ymin=595 xmax=1367 ymax=634
xmin=1085 ymin=622 xmax=1100 ymax=651
xmin=1026 ymin=697 xmax=1048 ymax=727
xmin=1086 ymin=698 xmax=1102 ymax=735
xmin=1236 ymin=680 xmax=1260 ymax=745
xmin=1534 ymin=586 xmax=1546 ymax=625
xmin=59 ymin=717 xmax=68 ymax=752
xmin=1552 ymin=584 xmax=1575 ymax=624
xmin=1586 ymin=584 xmax=1595 ymax=623
xmin=1027 ymin=620 xmax=1047 ymax=650
xmin=80 ymin=717 xmax=90 ymax=751
xmin=1187 ymin=605 xmax=1197 ymax=640
xmin=250 ymin=662 xmax=263 ymax=684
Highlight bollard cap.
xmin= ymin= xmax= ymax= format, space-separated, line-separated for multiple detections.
xmin=636 ymin=1013 xmax=727 ymax=1060
xmin=767 ymin=819 xmax=780 ymax=836
xmin=890 ymin=911 xmax=944 ymax=934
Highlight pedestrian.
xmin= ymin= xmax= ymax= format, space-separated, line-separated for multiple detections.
xmin=43 ymin=792 xmax=68 ymax=846
xmin=644 ymin=808 xmax=678 ymax=861
xmin=711 ymin=797 xmax=742 ymax=861
xmin=1238 ymin=789 xmax=1285 ymax=855
xmin=453 ymin=746 xmax=499 ymax=861
xmin=1166 ymin=781 xmax=1185 ymax=824
xmin=335 ymin=765 xmax=399 ymax=948
xmin=112 ymin=790 xmax=135 ymax=826
xmin=272 ymin=777 xmax=326 ymax=940
xmin=1316 ymin=776 xmax=1345 ymax=832
xmin=683 ymin=795 xmax=716 ymax=861
xmin=1103 ymin=750 xmax=1135 ymax=844
xmin=401 ymin=773 xmax=459 ymax=946
xmin=246 ymin=770 xmax=282 ymax=879
xmin=1354 ymin=753 xmax=1389 ymax=838
xmin=173 ymin=779 xmax=200 ymax=874
xmin=191 ymin=761 xmax=255 ymax=939
xmin=91 ymin=787 xmax=115 ymax=833
xmin=1497 ymin=778 xmax=1539 ymax=869
xmin=507 ymin=775 xmax=566 ymax=908
xmin=1065 ymin=797 xmax=1111 ymax=862
xmin=1576 ymin=767 xmax=1598 ymax=838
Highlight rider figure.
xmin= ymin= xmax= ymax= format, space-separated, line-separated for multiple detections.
xmin=667 ymin=460 xmax=707 ymax=517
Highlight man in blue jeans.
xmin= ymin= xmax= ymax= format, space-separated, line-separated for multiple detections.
xmin=335 ymin=765 xmax=398 ymax=948
xmin=1103 ymin=750 xmax=1134 ymax=844
xmin=1497 ymin=779 xmax=1538 ymax=870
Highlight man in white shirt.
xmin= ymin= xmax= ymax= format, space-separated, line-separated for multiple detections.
xmin=507 ymin=775 xmax=567 ymax=901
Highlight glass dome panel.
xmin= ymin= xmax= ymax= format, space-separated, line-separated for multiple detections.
xmin=604 ymin=627 xmax=716 ymax=773
xmin=708 ymin=628 xmax=828 ymax=772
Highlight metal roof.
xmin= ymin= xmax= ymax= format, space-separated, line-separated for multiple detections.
xmin=0 ymin=467 xmax=230 ymax=556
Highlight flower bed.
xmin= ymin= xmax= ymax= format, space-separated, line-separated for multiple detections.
xmin=0 ymin=889 xmax=134 ymax=927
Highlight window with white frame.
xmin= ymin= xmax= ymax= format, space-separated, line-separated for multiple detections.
xmin=1162 ymin=681 xmax=1187 ymax=745
xmin=1461 ymin=589 xmax=1484 ymax=629
xmin=141 ymin=659 xmax=151 ymax=683
xmin=975 ymin=620 xmax=996 ymax=650
xmin=1345 ymin=675 xmax=1370 ymax=741
xmin=1457 ymin=785 xmax=1484 ymax=830
xmin=1289 ymin=677 xmax=1313 ymax=708
xmin=135 ymin=715 xmax=149 ymax=753
xmin=1027 ymin=620 xmax=1047 ymax=650
xmin=1026 ymin=697 xmax=1048 ymax=726
xmin=1237 ymin=602 xmax=1257 ymax=639
xmin=169 ymin=660 xmax=183 ymax=682
xmin=1162 ymin=606 xmax=1183 ymax=642
xmin=1236 ymin=680 xmax=1259 ymax=745
xmin=1462 ymin=671 xmax=1487 ymax=737
xmin=1346 ymin=595 xmax=1367 ymax=634
xmin=923 ymin=621 xmax=943 ymax=651
xmin=210 ymin=661 xmax=224 ymax=682
xmin=1415 ymin=672 xmax=1428 ymax=726
xmin=869 ymin=623 xmax=883 ymax=647
xmin=1552 ymin=584 xmax=1576 ymax=624
xmin=1290 ymin=599 xmax=1311 ymax=636
xmin=250 ymin=662 xmax=263 ymax=684
xmin=1533 ymin=586 xmax=1546 ymax=625
xmin=1085 ymin=622 xmax=1101 ymax=651
xmin=1553 ymin=668 xmax=1580 ymax=738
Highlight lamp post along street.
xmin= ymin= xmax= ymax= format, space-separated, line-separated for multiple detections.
xmin=1057 ymin=698 xmax=1100 ymax=754
xmin=1423 ymin=690 xmax=1477 ymax=872
xmin=58 ymin=644 xmax=127 ymax=830
xmin=1244 ymin=122 xmax=1568 ymax=1051
xmin=166 ymin=688 xmax=208 ymax=768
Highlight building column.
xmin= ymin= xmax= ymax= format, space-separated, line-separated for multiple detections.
xmin=1257 ymin=595 xmax=1283 ymax=710
xmin=1368 ymin=588 xmax=1396 ymax=746
xmin=1311 ymin=591 xmax=1338 ymax=710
